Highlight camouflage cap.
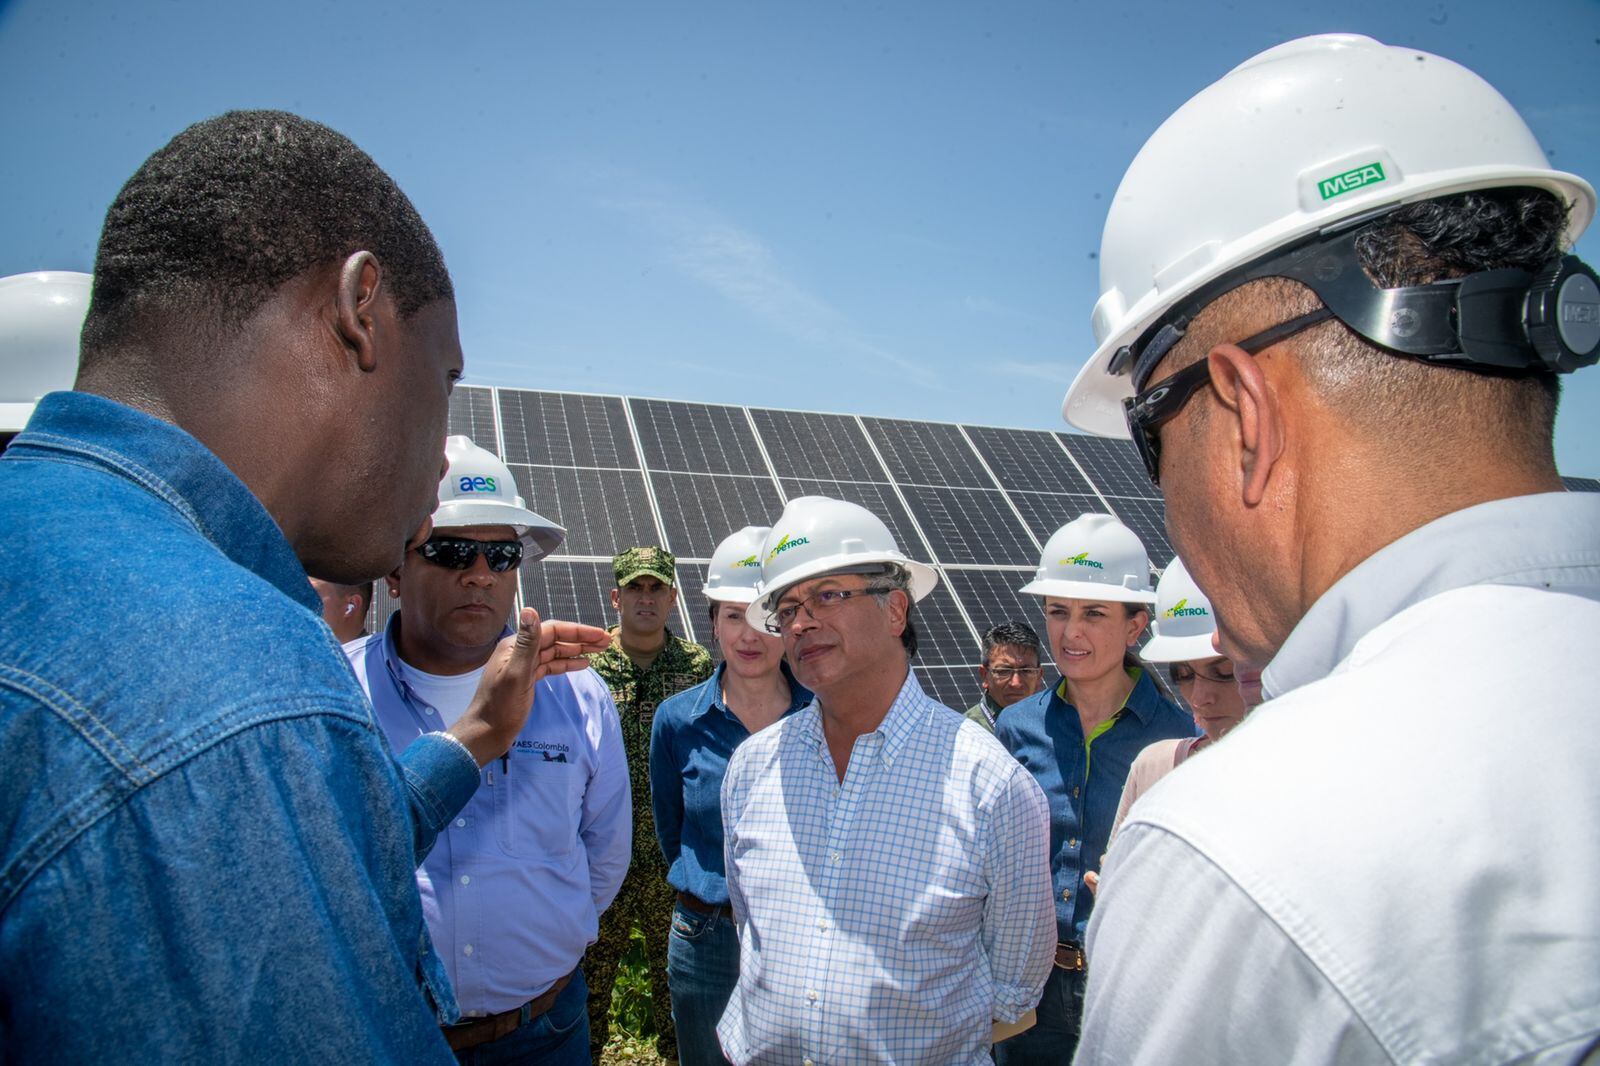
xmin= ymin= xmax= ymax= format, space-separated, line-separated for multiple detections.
xmin=613 ymin=545 xmax=677 ymax=587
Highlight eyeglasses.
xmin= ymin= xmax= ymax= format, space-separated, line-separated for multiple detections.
xmin=764 ymin=586 xmax=893 ymax=634
xmin=985 ymin=666 xmax=1043 ymax=682
xmin=1172 ymin=663 xmax=1236 ymax=685
xmin=1122 ymin=307 xmax=1333 ymax=485
xmin=416 ymin=536 xmax=524 ymax=572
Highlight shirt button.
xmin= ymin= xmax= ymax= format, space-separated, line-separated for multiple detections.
xmin=817 ymin=918 xmax=829 ymax=931
xmin=1068 ymin=838 xmax=1078 ymax=849
xmin=1062 ymin=887 xmax=1072 ymax=901
xmin=806 ymin=989 xmax=818 ymax=1002
xmin=804 ymin=1059 xmax=814 ymax=1066
xmin=460 ymin=875 xmax=471 ymax=886
xmin=830 ymin=851 xmax=841 ymax=864
xmin=463 ymin=944 xmax=474 ymax=956
xmin=1072 ymin=786 xmax=1080 ymax=798
xmin=456 ymin=818 xmax=468 ymax=828
xmin=424 ymin=706 xmax=436 ymax=715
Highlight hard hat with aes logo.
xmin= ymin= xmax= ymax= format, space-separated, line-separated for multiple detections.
xmin=433 ymin=435 xmax=565 ymax=560
xmin=1140 ymin=556 xmax=1219 ymax=662
xmin=1020 ymin=513 xmax=1157 ymax=604
xmin=704 ymin=526 xmax=771 ymax=605
xmin=1 ymin=272 xmax=92 ymax=433
xmin=744 ymin=496 xmax=938 ymax=633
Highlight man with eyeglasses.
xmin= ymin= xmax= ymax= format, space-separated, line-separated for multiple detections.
xmin=966 ymin=621 xmax=1047 ymax=733
xmin=349 ymin=436 xmax=630 ymax=1063
xmin=1063 ymin=36 xmax=1600 ymax=1062
xmin=717 ymin=496 xmax=1055 ymax=1065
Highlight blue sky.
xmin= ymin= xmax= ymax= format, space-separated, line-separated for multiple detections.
xmin=3 ymin=0 xmax=1598 ymax=475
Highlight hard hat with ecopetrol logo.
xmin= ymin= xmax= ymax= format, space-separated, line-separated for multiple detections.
xmin=1020 ymin=513 xmax=1157 ymax=604
xmin=1 ymin=271 xmax=92 ymax=433
xmin=1140 ymin=557 xmax=1218 ymax=662
xmin=1063 ymin=33 xmax=1598 ymax=438
xmin=704 ymin=526 xmax=771 ymax=605
xmin=433 ymin=435 xmax=566 ymax=561
xmin=744 ymin=496 xmax=939 ymax=633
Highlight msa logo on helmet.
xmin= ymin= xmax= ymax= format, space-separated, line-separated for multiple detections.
xmin=733 ymin=554 xmax=761 ymax=568
xmin=1164 ymin=597 xmax=1210 ymax=619
xmin=1060 ymin=552 xmax=1104 ymax=570
xmin=1318 ymin=161 xmax=1386 ymax=201
xmin=457 ymin=476 xmax=498 ymax=494
xmin=766 ymin=534 xmax=811 ymax=562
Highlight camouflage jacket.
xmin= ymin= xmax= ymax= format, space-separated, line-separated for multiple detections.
xmin=588 ymin=625 xmax=713 ymax=771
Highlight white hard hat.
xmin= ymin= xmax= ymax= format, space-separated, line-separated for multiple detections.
xmin=1064 ymin=33 xmax=1597 ymax=437
xmin=433 ymin=435 xmax=565 ymax=560
xmin=1140 ymin=557 xmax=1219 ymax=662
xmin=704 ymin=526 xmax=771 ymax=605
xmin=1020 ymin=512 xmax=1157 ymax=604
xmin=1 ymin=271 xmax=92 ymax=433
xmin=744 ymin=496 xmax=938 ymax=632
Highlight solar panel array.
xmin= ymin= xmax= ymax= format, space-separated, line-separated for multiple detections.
xmin=368 ymin=385 xmax=1600 ymax=710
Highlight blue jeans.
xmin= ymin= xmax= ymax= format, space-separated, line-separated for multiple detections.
xmin=453 ymin=969 xmax=590 ymax=1066
xmin=992 ymin=966 xmax=1083 ymax=1065
xmin=666 ymin=902 xmax=740 ymax=1066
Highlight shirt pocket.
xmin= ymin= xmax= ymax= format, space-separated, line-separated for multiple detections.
xmin=493 ymin=759 xmax=584 ymax=860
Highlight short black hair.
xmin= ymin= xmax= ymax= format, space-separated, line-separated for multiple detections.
xmin=980 ymin=621 xmax=1042 ymax=666
xmin=81 ymin=110 xmax=452 ymax=360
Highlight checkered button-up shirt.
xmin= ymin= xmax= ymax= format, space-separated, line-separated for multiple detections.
xmin=718 ymin=672 xmax=1055 ymax=1065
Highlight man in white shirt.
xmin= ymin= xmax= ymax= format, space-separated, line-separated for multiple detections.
xmin=349 ymin=436 xmax=630 ymax=1062
xmin=719 ymin=496 xmax=1055 ymax=1065
xmin=1061 ymin=34 xmax=1600 ymax=1064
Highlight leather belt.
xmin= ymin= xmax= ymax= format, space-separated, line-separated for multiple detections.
xmin=677 ymin=890 xmax=733 ymax=919
xmin=441 ymin=970 xmax=574 ymax=1052
xmin=1054 ymin=941 xmax=1087 ymax=972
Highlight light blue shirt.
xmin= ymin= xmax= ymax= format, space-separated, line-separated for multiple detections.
xmin=349 ymin=616 xmax=632 ymax=1016
xmin=718 ymin=671 xmax=1055 ymax=1065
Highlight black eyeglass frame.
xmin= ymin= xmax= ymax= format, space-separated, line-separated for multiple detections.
xmin=416 ymin=536 xmax=525 ymax=573
xmin=763 ymin=585 xmax=895 ymax=635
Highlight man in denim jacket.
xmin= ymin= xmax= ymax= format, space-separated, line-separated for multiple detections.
xmin=0 ymin=111 xmax=606 ymax=1062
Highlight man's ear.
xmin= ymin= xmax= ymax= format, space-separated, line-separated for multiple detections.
xmin=386 ymin=564 xmax=404 ymax=601
xmin=1207 ymin=344 xmax=1284 ymax=509
xmin=335 ymin=251 xmax=383 ymax=374
xmin=610 ymin=587 xmax=622 ymax=612
xmin=884 ymin=588 xmax=910 ymax=636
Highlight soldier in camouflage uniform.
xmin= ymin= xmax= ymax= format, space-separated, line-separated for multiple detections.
xmin=586 ymin=546 xmax=713 ymax=1062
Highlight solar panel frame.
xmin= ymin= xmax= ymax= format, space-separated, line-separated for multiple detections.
xmin=965 ymin=425 xmax=1097 ymax=494
xmin=500 ymin=390 xmax=641 ymax=469
xmin=863 ymin=416 xmax=994 ymax=489
xmin=897 ymin=485 xmax=1039 ymax=566
xmin=649 ymin=472 xmax=787 ymax=561
xmin=631 ymin=398 xmax=770 ymax=476
xmin=751 ymin=408 xmax=887 ymax=481
xmin=510 ymin=465 xmax=663 ymax=559
xmin=1562 ymin=476 xmax=1600 ymax=493
xmin=1006 ymin=491 xmax=1112 ymax=544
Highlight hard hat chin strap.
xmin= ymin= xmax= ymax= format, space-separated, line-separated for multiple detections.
xmin=1121 ymin=214 xmax=1600 ymax=391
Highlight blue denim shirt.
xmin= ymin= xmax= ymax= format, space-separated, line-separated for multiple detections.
xmin=0 ymin=392 xmax=481 ymax=1062
xmin=995 ymin=668 xmax=1193 ymax=943
xmin=649 ymin=662 xmax=810 ymax=904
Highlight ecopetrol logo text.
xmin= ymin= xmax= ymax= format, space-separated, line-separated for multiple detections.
xmin=1060 ymin=551 xmax=1104 ymax=570
xmin=733 ymin=554 xmax=761 ymax=568
xmin=1318 ymin=162 xmax=1386 ymax=201
xmin=767 ymin=534 xmax=811 ymax=562
xmin=1164 ymin=598 xmax=1210 ymax=619
xmin=457 ymin=476 xmax=498 ymax=493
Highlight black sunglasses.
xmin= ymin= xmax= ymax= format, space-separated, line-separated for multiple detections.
xmin=416 ymin=536 xmax=524 ymax=572
xmin=1123 ymin=307 xmax=1333 ymax=485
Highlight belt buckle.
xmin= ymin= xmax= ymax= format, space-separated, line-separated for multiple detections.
xmin=1055 ymin=941 xmax=1086 ymax=971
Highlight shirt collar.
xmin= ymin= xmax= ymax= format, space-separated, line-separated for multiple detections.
xmin=700 ymin=660 xmax=814 ymax=724
xmin=9 ymin=391 xmax=318 ymax=613
xmin=799 ymin=669 xmax=925 ymax=763
xmin=1052 ymin=666 xmax=1161 ymax=724
xmin=1264 ymin=491 xmax=1600 ymax=699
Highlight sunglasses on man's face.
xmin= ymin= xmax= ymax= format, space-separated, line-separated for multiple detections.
xmin=416 ymin=536 xmax=524 ymax=572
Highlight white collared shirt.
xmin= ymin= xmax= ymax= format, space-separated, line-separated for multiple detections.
xmin=719 ymin=672 xmax=1054 ymax=1066
xmin=1078 ymin=491 xmax=1600 ymax=1064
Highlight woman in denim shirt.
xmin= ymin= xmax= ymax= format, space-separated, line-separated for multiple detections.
xmin=648 ymin=526 xmax=811 ymax=1065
